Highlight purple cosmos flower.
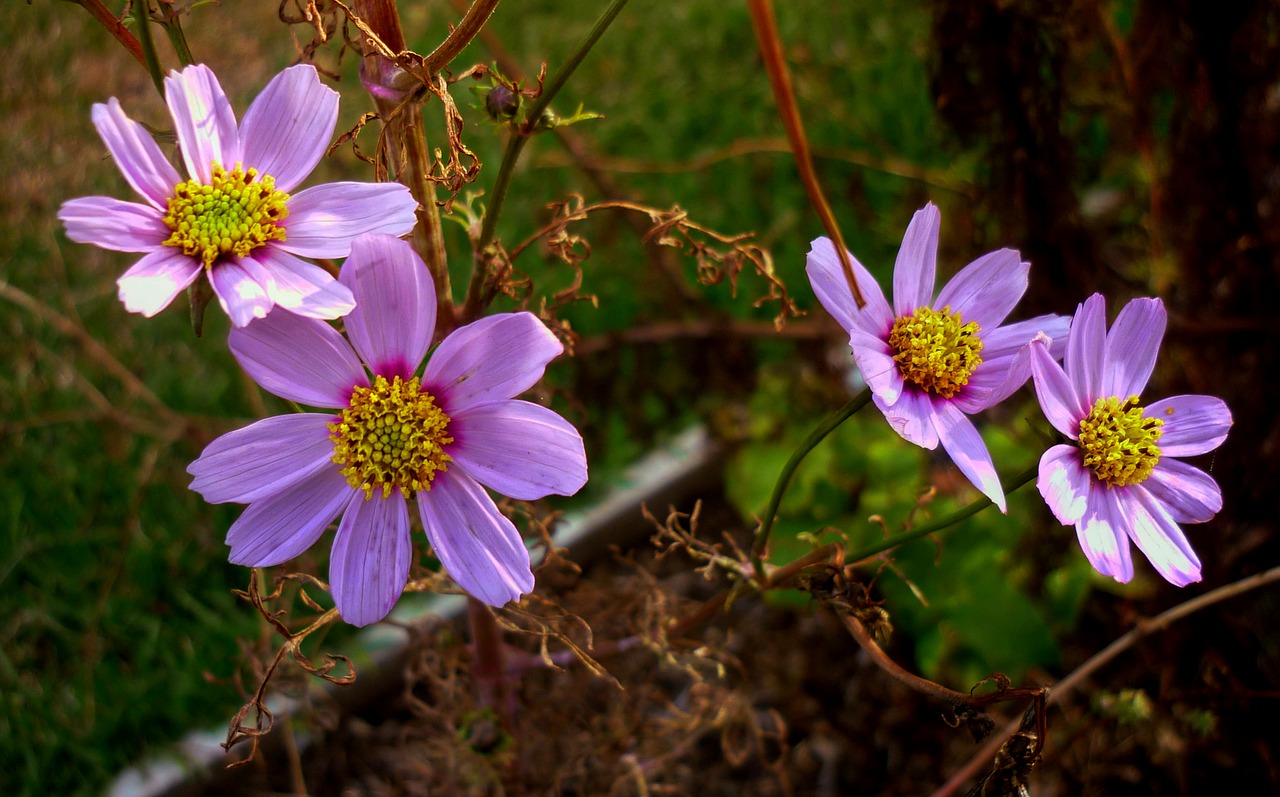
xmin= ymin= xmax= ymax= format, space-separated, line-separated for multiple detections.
xmin=807 ymin=203 xmax=1070 ymax=511
xmin=187 ymin=233 xmax=588 ymax=625
xmin=1028 ymin=294 xmax=1231 ymax=586
xmin=59 ymin=63 xmax=419 ymax=327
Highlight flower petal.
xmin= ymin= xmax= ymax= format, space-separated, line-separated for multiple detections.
xmin=450 ymin=400 xmax=587 ymax=500
xmin=1144 ymin=459 xmax=1223 ymax=524
xmin=874 ymin=388 xmax=939 ymax=450
xmin=1065 ymin=293 xmax=1107 ymax=406
xmin=278 ymin=182 xmax=418 ymax=258
xmin=240 ymin=64 xmax=338 ymax=192
xmin=60 ymin=197 xmax=169 ymax=252
xmin=424 ymin=313 xmax=563 ymax=413
xmin=805 ymin=237 xmax=894 ymax=337
xmin=892 ymin=203 xmax=940 ymax=316
xmin=1038 ymin=444 xmax=1091 ymax=525
xmin=340 ymin=234 xmax=435 ymax=378
xmin=980 ymin=313 xmax=1072 ymax=363
xmin=933 ymin=401 xmax=1006 ymax=511
xmin=1127 ymin=486 xmax=1202 ymax=586
xmin=1075 ymin=483 xmax=1134 ymax=583
xmin=1029 ymin=338 xmax=1085 ymax=437
xmin=1147 ymin=395 xmax=1232 ymax=457
xmin=225 ymin=466 xmax=352 ymax=567
xmin=329 ymin=493 xmax=412 ymax=626
xmin=850 ymin=328 xmax=903 ymax=404
xmin=116 ymin=248 xmax=202 ymax=317
xmin=90 ymin=98 xmax=182 ymax=207
xmin=252 ymin=248 xmax=355 ymax=320
xmin=164 ymin=64 xmax=240 ymax=183
xmin=210 ymin=258 xmax=274 ymax=328
xmin=417 ymin=468 xmax=534 ymax=606
xmin=1105 ymin=297 xmax=1165 ymax=398
xmin=229 ymin=308 xmax=366 ymax=408
xmin=935 ymin=249 xmax=1028 ymax=332
xmin=188 ymin=413 xmax=337 ymax=504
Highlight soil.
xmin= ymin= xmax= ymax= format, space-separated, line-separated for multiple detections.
xmin=197 ymin=490 xmax=1280 ymax=797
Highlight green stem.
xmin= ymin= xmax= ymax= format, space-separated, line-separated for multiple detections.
xmin=752 ymin=388 xmax=872 ymax=577
xmin=159 ymin=9 xmax=196 ymax=66
xmin=845 ymin=462 xmax=1040 ymax=563
xmin=466 ymin=0 xmax=630 ymax=318
xmin=133 ymin=0 xmax=165 ymax=95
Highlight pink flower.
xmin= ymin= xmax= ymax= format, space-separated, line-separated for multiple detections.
xmin=188 ymin=234 xmax=588 ymax=625
xmin=59 ymin=64 xmax=419 ymax=327
xmin=807 ymin=203 xmax=1070 ymax=511
xmin=1029 ymin=294 xmax=1231 ymax=586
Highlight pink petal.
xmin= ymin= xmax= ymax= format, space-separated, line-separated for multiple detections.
xmin=229 ymin=308 xmax=366 ymax=408
xmin=210 ymin=259 xmax=274 ymax=328
xmin=339 ymin=234 xmax=436 ymax=378
xmin=1143 ymin=459 xmax=1223 ymax=524
xmin=188 ymin=413 xmax=337 ymax=504
xmin=1146 ymin=395 xmax=1232 ymax=457
xmin=417 ymin=469 xmax=534 ymax=606
xmin=805 ymin=237 xmax=893 ymax=338
xmin=90 ymin=98 xmax=182 ymax=207
xmin=164 ymin=64 xmax=240 ymax=183
xmin=116 ymin=249 xmax=202 ymax=317
xmin=1104 ymin=297 xmax=1165 ymax=398
xmin=935 ymin=249 xmax=1028 ymax=332
xmin=873 ymin=389 xmax=939 ymax=450
xmin=252 ymin=248 xmax=354 ymax=320
xmin=1038 ymin=444 xmax=1091 ymax=525
xmin=954 ymin=316 xmax=1069 ymax=414
xmin=225 ymin=466 xmax=353 ymax=567
xmin=1029 ymin=338 xmax=1085 ymax=437
xmin=424 ymin=313 xmax=563 ymax=414
xmin=240 ymin=65 xmax=338 ymax=192
xmin=329 ymin=493 xmax=412 ymax=627
xmin=1065 ymin=294 xmax=1107 ymax=405
xmin=892 ymin=203 xmax=940 ymax=317
xmin=278 ymin=182 xmax=418 ymax=258
xmin=1075 ymin=483 xmax=1134 ymax=583
xmin=60 ymin=197 xmax=169 ymax=252
xmin=932 ymin=402 xmax=1005 ymax=511
xmin=850 ymin=328 xmax=903 ymax=404
xmin=1127 ymin=486 xmax=1202 ymax=586
xmin=450 ymin=400 xmax=587 ymax=500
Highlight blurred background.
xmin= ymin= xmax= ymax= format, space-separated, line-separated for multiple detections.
xmin=2 ymin=0 xmax=1277 ymax=794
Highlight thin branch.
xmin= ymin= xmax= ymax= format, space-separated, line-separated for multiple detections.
xmin=931 ymin=564 xmax=1280 ymax=797
xmin=423 ymin=0 xmax=501 ymax=72
xmin=64 ymin=0 xmax=146 ymax=68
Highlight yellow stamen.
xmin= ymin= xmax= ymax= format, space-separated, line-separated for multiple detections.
xmin=161 ymin=162 xmax=289 ymax=268
xmin=329 ymin=375 xmax=453 ymax=500
xmin=1078 ymin=395 xmax=1163 ymax=487
xmin=886 ymin=305 xmax=984 ymax=398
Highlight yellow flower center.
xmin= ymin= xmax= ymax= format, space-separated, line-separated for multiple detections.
xmin=1077 ymin=395 xmax=1164 ymax=487
xmin=329 ymin=375 xmax=454 ymax=500
xmin=886 ymin=305 xmax=984 ymax=398
xmin=161 ymin=162 xmax=289 ymax=268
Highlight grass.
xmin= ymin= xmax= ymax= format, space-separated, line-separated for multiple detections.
xmin=1 ymin=1 xmax=968 ymax=794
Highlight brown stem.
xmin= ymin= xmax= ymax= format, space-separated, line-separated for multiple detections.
xmin=931 ymin=564 xmax=1280 ymax=797
xmin=423 ymin=0 xmax=501 ymax=72
xmin=745 ymin=0 xmax=864 ymax=308
xmin=467 ymin=597 xmax=515 ymax=732
xmin=353 ymin=0 xmax=454 ymax=328
xmin=66 ymin=0 xmax=147 ymax=67
xmin=842 ymin=613 xmax=974 ymax=704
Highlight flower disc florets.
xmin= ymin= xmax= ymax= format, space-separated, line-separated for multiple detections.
xmin=162 ymin=162 xmax=289 ymax=268
xmin=1077 ymin=395 xmax=1163 ymax=487
xmin=887 ymin=305 xmax=984 ymax=398
xmin=329 ymin=375 xmax=453 ymax=500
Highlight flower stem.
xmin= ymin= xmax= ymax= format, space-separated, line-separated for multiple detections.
xmin=752 ymin=388 xmax=872 ymax=578
xmin=845 ymin=462 xmax=1040 ymax=564
xmin=466 ymin=0 xmax=630 ymax=319
xmin=131 ymin=0 xmax=165 ymax=95
xmin=423 ymin=0 xmax=501 ymax=72
xmin=745 ymin=0 xmax=865 ymax=308
xmin=66 ymin=0 xmax=146 ymax=68
xmin=466 ymin=597 xmax=514 ymax=733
